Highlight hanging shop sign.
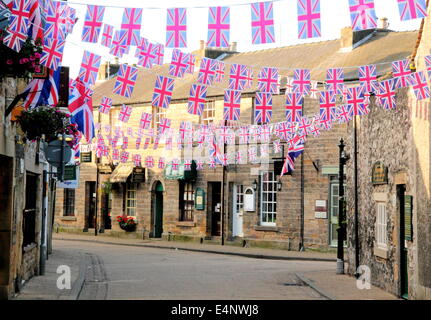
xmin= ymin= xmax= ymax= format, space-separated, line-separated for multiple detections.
xmin=195 ymin=188 xmax=205 ymax=210
xmin=372 ymin=162 xmax=388 ymax=185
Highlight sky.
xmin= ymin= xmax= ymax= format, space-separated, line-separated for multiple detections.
xmin=62 ymin=0 xmax=421 ymax=79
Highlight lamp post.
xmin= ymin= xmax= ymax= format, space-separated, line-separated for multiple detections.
xmin=337 ymin=138 xmax=349 ymax=274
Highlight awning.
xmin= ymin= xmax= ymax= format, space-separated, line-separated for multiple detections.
xmin=164 ymin=161 xmax=197 ymax=181
xmin=110 ymin=162 xmax=134 ymax=183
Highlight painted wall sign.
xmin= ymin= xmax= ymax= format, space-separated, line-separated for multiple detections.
xmin=372 ymin=162 xmax=388 ymax=185
xmin=315 ymin=200 xmax=327 ymax=219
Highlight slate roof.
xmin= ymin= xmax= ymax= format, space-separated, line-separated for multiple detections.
xmin=92 ymin=30 xmax=418 ymax=106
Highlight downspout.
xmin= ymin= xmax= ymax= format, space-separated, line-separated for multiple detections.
xmin=354 ymin=115 xmax=360 ymax=277
xmin=300 ymin=153 xmax=305 ymax=251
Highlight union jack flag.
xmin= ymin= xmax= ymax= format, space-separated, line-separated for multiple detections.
xmin=113 ymin=65 xmax=138 ymax=98
xmin=207 ymin=6 xmax=230 ymax=48
xmin=310 ymin=118 xmax=322 ymax=136
xmin=337 ymin=105 xmax=352 ymax=123
xmin=68 ymin=80 xmax=95 ymax=143
xmin=135 ymin=137 xmax=141 ymax=149
xmin=101 ymin=24 xmax=114 ymax=47
xmin=188 ymin=84 xmax=208 ymax=116
xmin=3 ymin=29 xmax=27 ymax=52
xmin=258 ymin=67 xmax=279 ymax=94
xmin=235 ymin=151 xmax=243 ymax=164
xmin=143 ymin=137 xmax=150 ymax=149
xmin=179 ymin=121 xmax=193 ymax=142
xmin=118 ymin=104 xmax=132 ymax=123
xmin=309 ymin=81 xmax=319 ymax=98
xmin=152 ymin=76 xmax=175 ymax=109
xmin=261 ymin=124 xmax=271 ymax=143
xmin=298 ymin=116 xmax=312 ymax=138
xmin=229 ymin=64 xmax=248 ymax=91
xmin=285 ymin=93 xmax=304 ymax=122
xmin=397 ymin=0 xmax=427 ymax=21
xmin=136 ymin=38 xmax=157 ymax=69
xmin=244 ymin=66 xmax=254 ymax=89
xmin=392 ymin=59 xmax=412 ymax=88
xmin=424 ymin=55 xmax=431 ymax=80
xmin=169 ymin=49 xmax=189 ymax=78
xmin=238 ymin=126 xmax=250 ymax=144
xmin=153 ymin=43 xmax=165 ymax=65
xmin=122 ymin=136 xmax=128 ymax=149
xmin=120 ymin=151 xmax=129 ymax=163
xmin=8 ymin=0 xmax=31 ymax=35
xmin=297 ymin=0 xmax=321 ymax=39
xmin=410 ymin=71 xmax=431 ymax=100
xmin=251 ymin=1 xmax=275 ymax=44
xmin=158 ymin=157 xmax=166 ymax=169
xmin=63 ymin=5 xmax=77 ymax=35
xmin=44 ymin=0 xmax=68 ymax=40
xmin=276 ymin=122 xmax=292 ymax=141
xmin=145 ymin=156 xmax=154 ymax=168
xmin=166 ymin=8 xmax=187 ymax=48
xmin=215 ymin=60 xmax=225 ymax=83
xmin=120 ymin=8 xmax=142 ymax=46
xmin=273 ymin=140 xmax=282 ymax=153
xmin=326 ymin=68 xmax=345 ymax=94
xmin=223 ymin=90 xmax=241 ymax=121
xmin=158 ymin=118 xmax=171 ymax=135
xmin=78 ymin=51 xmax=101 ymax=87
xmin=347 ymin=86 xmax=368 ymax=116
xmin=140 ymin=112 xmax=152 ymax=130
xmin=99 ymin=97 xmax=112 ymax=115
xmin=109 ymin=31 xmax=128 ymax=58
xmin=281 ymin=135 xmax=305 ymax=176
xmin=40 ymin=38 xmax=65 ymax=71
xmin=349 ymin=0 xmax=377 ymax=31
xmin=186 ymin=53 xmax=196 ymax=74
xmin=81 ymin=5 xmax=104 ymax=43
xmin=132 ymin=154 xmax=141 ymax=167
xmin=319 ymin=91 xmax=337 ymax=124
xmin=112 ymin=149 xmax=119 ymax=161
xmin=254 ymin=92 xmax=273 ymax=124
xmin=359 ymin=64 xmax=378 ymax=93
xmin=293 ymin=69 xmax=311 ymax=95
xmin=198 ymin=58 xmax=217 ymax=86
xmin=285 ymin=77 xmax=294 ymax=94
xmin=248 ymin=146 xmax=258 ymax=162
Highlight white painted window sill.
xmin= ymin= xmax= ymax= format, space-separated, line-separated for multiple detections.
xmin=374 ymin=245 xmax=389 ymax=259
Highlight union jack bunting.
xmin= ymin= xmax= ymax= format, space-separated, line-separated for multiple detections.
xmin=229 ymin=64 xmax=248 ymax=91
xmin=169 ymin=49 xmax=189 ymax=78
xmin=258 ymin=67 xmax=279 ymax=94
xmin=99 ymin=97 xmax=112 ymax=114
xmin=158 ymin=157 xmax=166 ymax=169
xmin=109 ymin=31 xmax=128 ymax=58
xmin=139 ymin=112 xmax=152 ymax=130
xmin=235 ymin=151 xmax=243 ymax=164
xmin=319 ymin=91 xmax=337 ymax=125
xmin=244 ymin=66 xmax=254 ymax=89
xmin=281 ymin=135 xmax=305 ymax=176
xmin=223 ymin=90 xmax=241 ymax=121
xmin=198 ymin=58 xmax=217 ymax=86
xmin=298 ymin=117 xmax=312 ymax=137
xmin=273 ymin=140 xmax=282 ymax=153
xmin=186 ymin=53 xmax=195 ymax=74
xmin=215 ymin=60 xmax=225 ymax=83
xmin=424 ymin=55 xmax=431 ymax=80
xmin=326 ymin=68 xmax=345 ymax=94
xmin=285 ymin=77 xmax=294 ymax=94
xmin=101 ymin=24 xmax=114 ymax=47
xmin=309 ymin=81 xmax=319 ymax=99
xmin=410 ymin=71 xmax=431 ymax=100
xmin=78 ymin=51 xmax=101 ymax=87
xmin=207 ymin=6 xmax=230 ymax=48
xmin=297 ymin=0 xmax=321 ymax=39
xmin=44 ymin=0 xmax=68 ymax=40
xmin=136 ymin=38 xmax=157 ymax=69
xmin=310 ymin=118 xmax=322 ymax=137
xmin=111 ymin=149 xmax=119 ymax=161
xmin=251 ymin=1 xmax=275 ymax=44
xmin=285 ymin=93 xmax=304 ymax=123
xmin=133 ymin=154 xmax=141 ymax=167
xmin=254 ymin=92 xmax=273 ymax=124
xmin=250 ymin=125 xmax=262 ymax=143
xmin=153 ymin=43 xmax=165 ymax=65
xmin=120 ymin=8 xmax=142 ymax=46
xmin=120 ymin=151 xmax=129 ymax=163
xmin=40 ymin=38 xmax=65 ymax=71
xmin=152 ymin=76 xmax=175 ymax=109
xmin=118 ymin=104 xmax=132 ymax=123
xmin=113 ymin=65 xmax=138 ymax=98
xmin=8 ymin=0 xmax=31 ymax=35
xmin=248 ymin=146 xmax=258 ymax=162
xmin=238 ymin=126 xmax=250 ymax=144
xmin=122 ymin=136 xmax=128 ymax=149
xmin=359 ymin=64 xmax=378 ymax=93
xmin=196 ymin=159 xmax=204 ymax=170
xmin=63 ymin=5 xmax=77 ymax=35
xmin=158 ymin=118 xmax=171 ymax=135
xmin=145 ymin=156 xmax=154 ymax=168
xmin=261 ymin=124 xmax=271 ymax=143
xmin=337 ymin=105 xmax=352 ymax=123
xmin=179 ymin=121 xmax=192 ymax=141
xmin=392 ymin=59 xmax=412 ymax=88
xmin=3 ymin=29 xmax=27 ymax=52
xmin=188 ymin=84 xmax=208 ymax=116
xmin=293 ymin=69 xmax=311 ymax=95
xmin=347 ymin=86 xmax=368 ymax=116
xmin=397 ymin=0 xmax=427 ymax=21
xmin=135 ymin=137 xmax=141 ymax=149
xmin=276 ymin=122 xmax=292 ymax=141
xmin=349 ymin=0 xmax=377 ymax=31
xmin=81 ymin=5 xmax=104 ymax=43
xmin=166 ymin=8 xmax=187 ymax=48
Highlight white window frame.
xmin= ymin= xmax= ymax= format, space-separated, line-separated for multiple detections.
xmin=201 ymin=100 xmax=216 ymax=125
xmin=126 ymin=183 xmax=137 ymax=217
xmin=260 ymin=171 xmax=277 ymax=226
xmin=376 ymin=202 xmax=388 ymax=249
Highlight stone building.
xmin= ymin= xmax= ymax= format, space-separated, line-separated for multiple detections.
xmin=55 ymin=27 xmax=418 ymax=252
xmin=0 ymin=76 xmax=48 ymax=299
xmin=345 ymin=10 xmax=431 ymax=299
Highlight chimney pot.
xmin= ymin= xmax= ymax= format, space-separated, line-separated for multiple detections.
xmin=378 ymin=17 xmax=389 ymax=29
xmin=229 ymin=42 xmax=237 ymax=52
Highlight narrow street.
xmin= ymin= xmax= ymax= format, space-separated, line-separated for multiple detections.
xmin=16 ymin=240 xmax=333 ymax=300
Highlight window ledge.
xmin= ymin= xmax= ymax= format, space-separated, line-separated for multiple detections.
xmin=61 ymin=216 xmax=77 ymax=221
xmin=374 ymin=245 xmax=389 ymax=259
xmin=176 ymin=221 xmax=196 ymax=227
xmin=254 ymin=225 xmax=279 ymax=232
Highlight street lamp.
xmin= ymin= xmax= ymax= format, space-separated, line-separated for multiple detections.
xmin=277 ymin=179 xmax=282 ymax=191
xmin=252 ymin=179 xmax=258 ymax=191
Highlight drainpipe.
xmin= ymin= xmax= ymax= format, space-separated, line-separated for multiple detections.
xmin=40 ymin=167 xmax=48 ymax=275
xmin=300 ymin=153 xmax=305 ymax=251
xmin=354 ymin=116 xmax=360 ymax=277
xmin=221 ymin=121 xmax=227 ymax=246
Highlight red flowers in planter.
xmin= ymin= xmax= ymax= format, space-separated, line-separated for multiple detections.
xmin=116 ymin=215 xmax=137 ymax=232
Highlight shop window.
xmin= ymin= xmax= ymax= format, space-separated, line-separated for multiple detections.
xmin=179 ymin=182 xmax=194 ymax=221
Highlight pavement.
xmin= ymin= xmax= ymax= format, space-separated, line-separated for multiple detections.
xmin=12 ymin=233 xmax=398 ymax=300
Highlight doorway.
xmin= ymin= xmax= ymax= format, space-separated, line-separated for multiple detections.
xmin=208 ymin=182 xmax=222 ymax=236
xmin=101 ymin=192 xmax=112 ymax=230
xmin=85 ymin=181 xmax=96 ymax=229
xmin=152 ymin=181 xmax=164 ymax=238
xmin=398 ymin=185 xmax=408 ymax=299
xmin=329 ymin=177 xmax=340 ymax=246
xmin=232 ymin=184 xmax=244 ymax=237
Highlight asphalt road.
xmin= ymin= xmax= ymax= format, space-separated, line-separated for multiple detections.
xmin=18 ymin=240 xmax=335 ymax=300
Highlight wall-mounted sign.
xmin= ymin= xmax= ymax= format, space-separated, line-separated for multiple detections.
xmin=372 ymin=162 xmax=388 ymax=185
xmin=315 ymin=200 xmax=327 ymax=219
xmin=63 ymin=165 xmax=77 ymax=181
xmin=131 ymin=167 xmax=145 ymax=183
xmin=80 ymin=152 xmax=92 ymax=163
xmin=405 ymin=195 xmax=413 ymax=241
xmin=244 ymin=187 xmax=255 ymax=212
xmin=195 ymin=188 xmax=205 ymax=210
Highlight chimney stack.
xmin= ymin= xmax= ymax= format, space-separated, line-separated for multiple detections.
xmin=229 ymin=42 xmax=237 ymax=52
xmin=378 ymin=17 xmax=389 ymax=29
